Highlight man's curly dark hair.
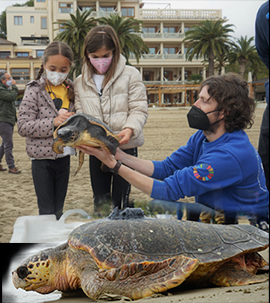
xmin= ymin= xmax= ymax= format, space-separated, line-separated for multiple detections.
xmin=200 ymin=73 xmax=255 ymax=133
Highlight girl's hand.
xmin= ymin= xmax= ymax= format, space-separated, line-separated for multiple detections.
xmin=54 ymin=112 xmax=75 ymax=127
xmin=118 ymin=128 xmax=133 ymax=146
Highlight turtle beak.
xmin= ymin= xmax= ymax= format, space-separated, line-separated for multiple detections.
xmin=57 ymin=128 xmax=79 ymax=144
xmin=12 ymin=269 xmax=28 ymax=289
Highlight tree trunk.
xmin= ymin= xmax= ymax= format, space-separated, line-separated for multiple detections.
xmin=208 ymin=48 xmax=215 ymax=76
xmin=239 ymin=63 xmax=246 ymax=78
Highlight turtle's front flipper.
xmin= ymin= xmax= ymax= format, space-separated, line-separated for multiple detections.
xmin=81 ymin=256 xmax=199 ymax=300
xmin=209 ymin=261 xmax=269 ymax=287
xmin=52 ymin=138 xmax=64 ymax=154
xmin=74 ymin=151 xmax=84 ymax=176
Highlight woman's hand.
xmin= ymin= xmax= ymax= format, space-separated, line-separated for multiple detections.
xmin=53 ymin=112 xmax=75 ymax=127
xmin=118 ymin=128 xmax=133 ymax=146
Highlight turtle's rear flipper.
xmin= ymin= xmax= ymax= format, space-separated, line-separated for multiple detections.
xmin=209 ymin=261 xmax=269 ymax=287
xmin=74 ymin=150 xmax=84 ymax=176
xmin=81 ymin=256 xmax=199 ymax=300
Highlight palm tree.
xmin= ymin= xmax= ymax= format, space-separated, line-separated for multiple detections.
xmin=183 ymin=19 xmax=234 ymax=76
xmin=228 ymin=36 xmax=262 ymax=78
xmin=98 ymin=14 xmax=149 ymax=65
xmin=54 ymin=8 xmax=97 ymax=77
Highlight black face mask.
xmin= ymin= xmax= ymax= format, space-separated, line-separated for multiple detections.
xmin=187 ymin=106 xmax=222 ymax=130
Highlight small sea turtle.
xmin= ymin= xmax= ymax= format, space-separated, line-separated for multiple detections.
xmin=12 ymin=208 xmax=269 ymax=300
xmin=53 ymin=113 xmax=120 ymax=175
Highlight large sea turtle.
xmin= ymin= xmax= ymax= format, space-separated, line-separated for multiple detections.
xmin=12 ymin=208 xmax=269 ymax=300
xmin=53 ymin=113 xmax=120 ymax=175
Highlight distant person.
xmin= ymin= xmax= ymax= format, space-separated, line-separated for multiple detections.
xmin=18 ymin=41 xmax=75 ymax=219
xmin=0 ymin=71 xmax=21 ymax=174
xmin=77 ymin=73 xmax=269 ymax=230
xmin=74 ymin=25 xmax=148 ymax=214
xmin=256 ymin=1 xmax=269 ymax=192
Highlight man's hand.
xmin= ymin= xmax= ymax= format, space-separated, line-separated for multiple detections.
xmin=11 ymin=79 xmax=16 ymax=85
xmin=77 ymin=145 xmax=116 ymax=169
xmin=54 ymin=112 xmax=75 ymax=127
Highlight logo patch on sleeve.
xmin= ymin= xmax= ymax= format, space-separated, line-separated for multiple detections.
xmin=193 ymin=164 xmax=214 ymax=181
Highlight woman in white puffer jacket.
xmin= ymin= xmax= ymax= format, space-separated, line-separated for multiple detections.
xmin=74 ymin=25 xmax=148 ymax=213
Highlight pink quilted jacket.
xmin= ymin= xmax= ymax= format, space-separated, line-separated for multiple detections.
xmin=18 ymin=76 xmax=75 ymax=159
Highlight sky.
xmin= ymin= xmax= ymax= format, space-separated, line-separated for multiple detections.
xmin=0 ymin=0 xmax=267 ymax=40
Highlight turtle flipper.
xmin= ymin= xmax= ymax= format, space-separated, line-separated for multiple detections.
xmin=209 ymin=261 xmax=269 ymax=287
xmin=74 ymin=151 xmax=84 ymax=176
xmin=80 ymin=256 xmax=199 ymax=300
xmin=52 ymin=138 xmax=64 ymax=154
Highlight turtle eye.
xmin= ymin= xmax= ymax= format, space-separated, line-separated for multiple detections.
xmin=17 ymin=266 xmax=29 ymax=279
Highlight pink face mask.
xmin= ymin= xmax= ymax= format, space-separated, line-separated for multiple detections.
xmin=89 ymin=56 xmax=113 ymax=75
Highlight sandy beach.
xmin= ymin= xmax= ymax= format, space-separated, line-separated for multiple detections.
xmin=1 ymin=106 xmax=269 ymax=303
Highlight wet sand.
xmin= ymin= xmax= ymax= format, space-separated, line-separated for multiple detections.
xmin=1 ymin=106 xmax=269 ymax=302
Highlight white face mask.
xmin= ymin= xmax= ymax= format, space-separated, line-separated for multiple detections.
xmin=45 ymin=69 xmax=68 ymax=86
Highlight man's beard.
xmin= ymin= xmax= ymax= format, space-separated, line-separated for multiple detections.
xmin=204 ymin=115 xmax=223 ymax=134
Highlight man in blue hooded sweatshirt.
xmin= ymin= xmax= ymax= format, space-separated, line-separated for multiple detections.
xmin=78 ymin=73 xmax=269 ymax=230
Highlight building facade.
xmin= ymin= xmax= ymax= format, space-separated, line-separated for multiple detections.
xmin=1 ymin=0 xmax=222 ymax=106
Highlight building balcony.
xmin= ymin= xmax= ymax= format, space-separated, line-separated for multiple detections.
xmin=130 ymin=53 xmax=202 ymax=61
xmin=140 ymin=9 xmax=222 ymax=20
xmin=138 ymin=33 xmax=185 ymax=39
xmin=21 ymin=36 xmax=50 ymax=46
xmin=90 ymin=11 xmax=121 ymax=18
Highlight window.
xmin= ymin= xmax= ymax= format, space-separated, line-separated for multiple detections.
xmin=148 ymin=48 xmax=156 ymax=54
xmin=36 ymin=50 xmax=44 ymax=57
xmin=59 ymin=3 xmax=73 ymax=13
xmin=11 ymin=68 xmax=30 ymax=81
xmin=41 ymin=17 xmax=47 ymax=29
xmin=30 ymin=16 xmax=34 ymax=23
xmin=121 ymin=7 xmax=134 ymax=17
xmin=15 ymin=52 xmax=29 ymax=58
xmin=100 ymin=7 xmax=115 ymax=12
xmin=143 ymin=27 xmax=156 ymax=33
xmin=0 ymin=52 xmax=10 ymax=58
xmin=14 ymin=16 xmax=22 ymax=25
xmin=79 ymin=6 xmax=92 ymax=12
xmin=163 ymin=27 xmax=176 ymax=33
xmin=37 ymin=0 xmax=45 ymax=2
xmin=163 ymin=48 xmax=176 ymax=54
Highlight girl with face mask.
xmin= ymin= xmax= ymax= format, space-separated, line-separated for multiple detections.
xmin=17 ymin=41 xmax=76 ymax=219
xmin=75 ymin=25 xmax=148 ymax=214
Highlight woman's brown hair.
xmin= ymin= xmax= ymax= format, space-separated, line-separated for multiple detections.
xmin=200 ymin=73 xmax=255 ymax=133
xmin=82 ymin=25 xmax=121 ymax=88
xmin=36 ymin=41 xmax=75 ymax=103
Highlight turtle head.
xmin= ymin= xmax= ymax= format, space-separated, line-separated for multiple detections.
xmin=52 ymin=114 xmax=89 ymax=153
xmin=56 ymin=127 xmax=82 ymax=145
xmin=12 ymin=243 xmax=69 ymax=294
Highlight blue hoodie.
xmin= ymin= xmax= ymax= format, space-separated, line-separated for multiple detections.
xmin=151 ymin=130 xmax=269 ymax=219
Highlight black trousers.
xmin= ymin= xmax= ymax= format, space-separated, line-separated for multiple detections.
xmin=31 ymin=156 xmax=70 ymax=219
xmin=89 ymin=148 xmax=137 ymax=210
xmin=258 ymin=105 xmax=269 ymax=191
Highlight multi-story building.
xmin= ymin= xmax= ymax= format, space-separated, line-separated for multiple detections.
xmin=0 ymin=0 xmax=222 ymax=106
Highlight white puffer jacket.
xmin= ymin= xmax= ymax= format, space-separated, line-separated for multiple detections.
xmin=74 ymin=55 xmax=148 ymax=150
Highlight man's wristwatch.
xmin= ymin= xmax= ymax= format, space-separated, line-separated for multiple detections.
xmin=109 ymin=160 xmax=122 ymax=174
